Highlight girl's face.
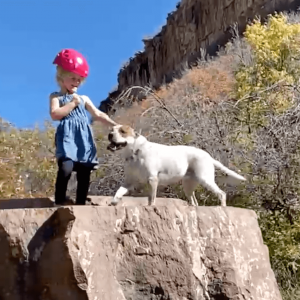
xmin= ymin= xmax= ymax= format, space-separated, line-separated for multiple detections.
xmin=61 ymin=73 xmax=84 ymax=93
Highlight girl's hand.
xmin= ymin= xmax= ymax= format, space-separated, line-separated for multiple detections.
xmin=50 ymin=94 xmax=80 ymax=120
xmin=72 ymin=94 xmax=81 ymax=106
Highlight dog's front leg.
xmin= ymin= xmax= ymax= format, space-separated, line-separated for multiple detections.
xmin=111 ymin=185 xmax=132 ymax=206
xmin=148 ymin=176 xmax=158 ymax=206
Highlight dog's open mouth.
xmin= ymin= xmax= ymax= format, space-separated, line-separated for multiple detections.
xmin=107 ymin=141 xmax=127 ymax=152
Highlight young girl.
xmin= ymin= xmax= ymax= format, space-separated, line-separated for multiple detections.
xmin=50 ymin=48 xmax=118 ymax=206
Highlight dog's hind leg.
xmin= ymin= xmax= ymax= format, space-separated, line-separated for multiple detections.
xmin=193 ymin=162 xmax=227 ymax=206
xmin=199 ymin=179 xmax=227 ymax=206
xmin=148 ymin=176 xmax=158 ymax=206
xmin=182 ymin=178 xmax=198 ymax=206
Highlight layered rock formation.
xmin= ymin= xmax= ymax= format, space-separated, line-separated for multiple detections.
xmin=0 ymin=196 xmax=282 ymax=299
xmin=100 ymin=0 xmax=300 ymax=113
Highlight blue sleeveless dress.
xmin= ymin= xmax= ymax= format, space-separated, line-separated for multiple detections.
xmin=52 ymin=92 xmax=98 ymax=168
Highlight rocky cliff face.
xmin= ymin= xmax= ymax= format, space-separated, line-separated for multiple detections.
xmin=100 ymin=0 xmax=300 ymax=113
xmin=0 ymin=196 xmax=282 ymax=299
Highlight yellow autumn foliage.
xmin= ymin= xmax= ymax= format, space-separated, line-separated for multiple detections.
xmin=235 ymin=13 xmax=300 ymax=119
xmin=0 ymin=121 xmax=57 ymax=198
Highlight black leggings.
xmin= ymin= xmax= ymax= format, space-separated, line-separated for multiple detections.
xmin=54 ymin=159 xmax=92 ymax=205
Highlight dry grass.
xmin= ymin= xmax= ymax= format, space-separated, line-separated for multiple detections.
xmin=185 ymin=55 xmax=235 ymax=101
xmin=0 ymin=120 xmax=57 ymax=198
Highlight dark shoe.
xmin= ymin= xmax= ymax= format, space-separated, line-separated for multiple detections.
xmin=54 ymin=196 xmax=74 ymax=206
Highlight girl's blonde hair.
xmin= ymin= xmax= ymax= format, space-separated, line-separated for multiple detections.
xmin=55 ymin=65 xmax=86 ymax=87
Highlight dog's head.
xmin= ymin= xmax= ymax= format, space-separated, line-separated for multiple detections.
xmin=107 ymin=125 xmax=136 ymax=152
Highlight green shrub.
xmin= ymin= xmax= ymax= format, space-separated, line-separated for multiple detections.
xmin=232 ymin=13 xmax=300 ymax=297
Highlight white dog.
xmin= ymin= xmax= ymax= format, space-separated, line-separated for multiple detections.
xmin=107 ymin=125 xmax=246 ymax=207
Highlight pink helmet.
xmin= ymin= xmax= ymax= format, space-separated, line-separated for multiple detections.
xmin=53 ymin=48 xmax=89 ymax=78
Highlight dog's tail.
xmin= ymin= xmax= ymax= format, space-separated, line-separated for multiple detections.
xmin=213 ymin=159 xmax=246 ymax=181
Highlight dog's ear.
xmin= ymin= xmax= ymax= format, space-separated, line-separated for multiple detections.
xmin=136 ymin=128 xmax=142 ymax=137
xmin=126 ymin=126 xmax=139 ymax=137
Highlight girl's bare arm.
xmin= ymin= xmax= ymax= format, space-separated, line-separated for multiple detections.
xmin=82 ymin=95 xmax=118 ymax=127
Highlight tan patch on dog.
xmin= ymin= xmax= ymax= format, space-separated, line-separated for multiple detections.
xmin=118 ymin=125 xmax=135 ymax=138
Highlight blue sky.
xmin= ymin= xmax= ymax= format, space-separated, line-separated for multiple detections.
xmin=0 ymin=0 xmax=178 ymax=128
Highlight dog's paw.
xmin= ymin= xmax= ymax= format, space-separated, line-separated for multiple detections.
xmin=110 ymin=197 xmax=121 ymax=206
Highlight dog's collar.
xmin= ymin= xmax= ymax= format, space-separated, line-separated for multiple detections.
xmin=125 ymin=149 xmax=140 ymax=161
xmin=124 ymin=135 xmax=145 ymax=161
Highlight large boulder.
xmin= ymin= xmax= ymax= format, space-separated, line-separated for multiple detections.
xmin=0 ymin=196 xmax=282 ymax=299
